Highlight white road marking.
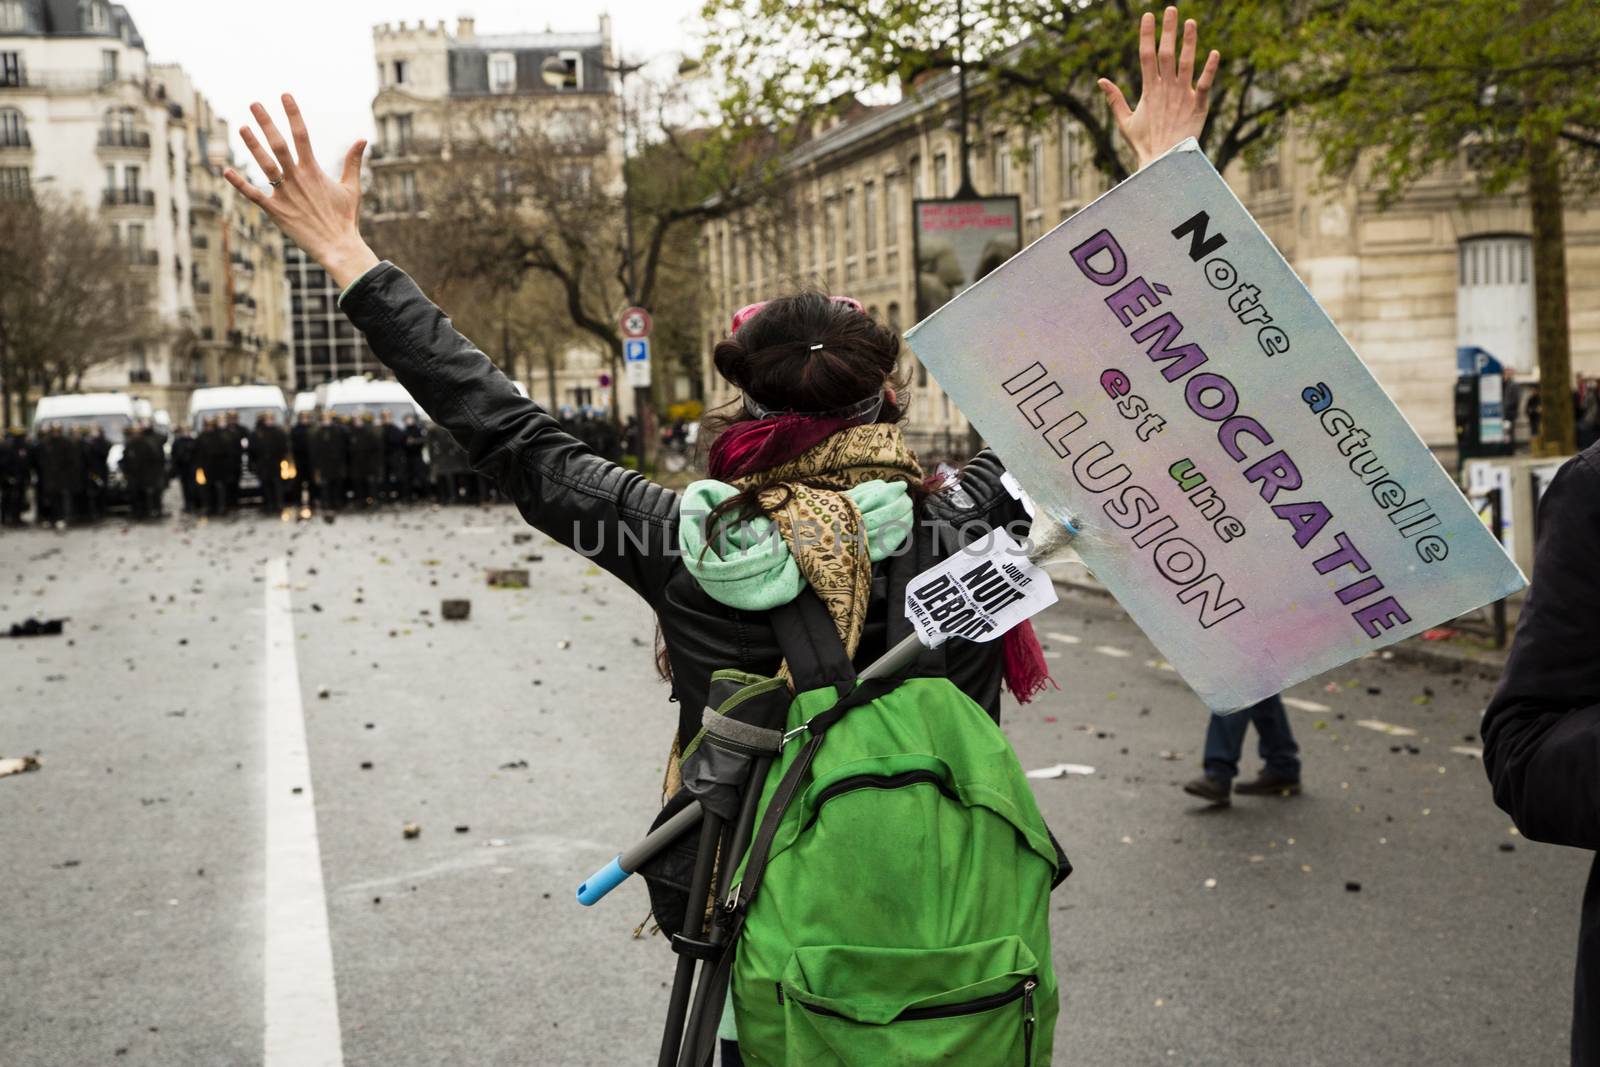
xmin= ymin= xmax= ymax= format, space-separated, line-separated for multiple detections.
xmin=1094 ymin=645 xmax=1131 ymax=658
xmin=1145 ymin=659 xmax=1176 ymax=673
xmin=1044 ymin=631 xmax=1082 ymax=645
xmin=264 ymin=559 xmax=344 ymax=1067
xmin=1282 ymin=697 xmax=1330 ymax=713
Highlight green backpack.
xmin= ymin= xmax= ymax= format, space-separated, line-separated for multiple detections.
xmin=654 ymin=533 xmax=1069 ymax=1067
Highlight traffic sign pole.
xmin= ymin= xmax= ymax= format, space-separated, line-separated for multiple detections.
xmin=619 ymin=308 xmax=654 ymax=472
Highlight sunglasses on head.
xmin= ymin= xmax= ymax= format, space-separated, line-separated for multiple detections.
xmin=730 ymin=295 xmax=865 ymax=335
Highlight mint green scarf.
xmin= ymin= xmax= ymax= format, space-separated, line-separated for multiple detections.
xmin=679 ymin=478 xmax=913 ymax=612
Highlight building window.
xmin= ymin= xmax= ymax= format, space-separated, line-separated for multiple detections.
xmin=123 ymin=164 xmax=140 ymax=195
xmin=1028 ymin=138 xmax=1043 ymax=208
xmin=932 ymin=153 xmax=948 ymax=198
xmin=392 ymin=59 xmax=409 ymax=86
xmin=0 ymin=108 xmax=22 ymax=147
xmin=887 ymin=302 xmax=901 ymax=333
xmin=1248 ymin=144 xmax=1282 ymax=195
xmin=0 ymin=166 xmax=28 ymax=199
xmin=126 ymin=222 xmax=144 ymax=253
xmin=1457 ymin=235 xmax=1535 ymax=373
xmin=556 ymin=163 xmax=592 ymax=198
xmin=393 ymin=113 xmax=413 ymax=153
xmin=1061 ymin=124 xmax=1081 ymax=199
xmin=80 ymin=0 xmax=109 ymax=31
xmin=863 ymin=180 xmax=878 ymax=254
xmin=497 ymin=165 xmax=514 ymax=196
xmin=101 ymin=48 xmax=117 ymax=84
xmin=884 ymin=178 xmax=899 ymax=249
xmin=0 ymin=2 xmax=25 ymax=31
xmin=493 ymin=108 xmax=516 ymax=147
xmin=489 ymin=52 xmax=517 ymax=94
xmin=908 ymin=154 xmax=922 ymax=199
xmin=397 ymin=170 xmax=417 ymax=211
xmin=823 ymin=200 xmax=837 ymax=265
xmin=554 ymin=51 xmax=583 ymax=90
xmin=843 ymin=188 xmax=856 ymax=257
xmin=991 ymin=136 xmax=1009 ymax=194
xmin=0 ymin=51 xmax=20 ymax=87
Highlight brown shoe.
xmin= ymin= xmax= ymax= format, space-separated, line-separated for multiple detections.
xmin=1233 ymin=772 xmax=1302 ymax=797
xmin=1182 ymin=775 xmax=1231 ymax=806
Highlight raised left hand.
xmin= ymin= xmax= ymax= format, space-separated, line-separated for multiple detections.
xmin=222 ymin=94 xmax=379 ymax=289
xmin=1097 ymin=7 xmax=1220 ymax=171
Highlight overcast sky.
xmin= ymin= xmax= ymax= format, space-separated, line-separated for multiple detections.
xmin=129 ymin=0 xmax=705 ymax=181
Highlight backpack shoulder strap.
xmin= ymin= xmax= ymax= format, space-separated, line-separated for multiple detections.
xmin=886 ymin=507 xmax=949 ymax=677
xmin=768 ymin=586 xmax=856 ymax=695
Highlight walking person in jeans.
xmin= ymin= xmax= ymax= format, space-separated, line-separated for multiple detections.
xmin=1184 ymin=695 xmax=1302 ymax=806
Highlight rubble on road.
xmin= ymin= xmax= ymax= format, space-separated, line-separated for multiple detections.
xmin=441 ymin=599 xmax=471 ymax=620
xmin=6 ymin=618 xmax=66 ymax=638
xmin=0 ymin=755 xmax=41 ymax=778
xmin=487 ymin=568 xmax=529 ymax=589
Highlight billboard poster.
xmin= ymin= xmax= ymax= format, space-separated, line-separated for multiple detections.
xmin=913 ymin=196 xmax=1022 ymax=320
xmin=904 ymin=141 xmax=1526 ymax=712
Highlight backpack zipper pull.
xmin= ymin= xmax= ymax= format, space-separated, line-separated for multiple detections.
xmin=1022 ymin=980 xmax=1037 ymax=1065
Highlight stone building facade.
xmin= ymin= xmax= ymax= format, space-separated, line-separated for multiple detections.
xmin=0 ymin=0 xmax=292 ymax=422
xmin=365 ymin=15 xmax=636 ymax=418
xmin=699 ymin=71 xmax=1600 ymax=454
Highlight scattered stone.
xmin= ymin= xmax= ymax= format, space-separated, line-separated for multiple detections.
xmin=1345 ymin=881 xmax=1362 ymax=892
xmin=455 ymin=825 xmax=470 ymax=834
xmin=487 ymin=568 xmax=529 ymax=589
xmin=0 ymin=755 xmax=41 ymax=778
xmin=499 ymin=759 xmax=529 ymax=770
xmin=360 ymin=761 xmax=373 ymax=770
xmin=402 ymin=822 xmax=421 ymax=840
xmin=1499 ymin=842 xmax=1516 ymax=853
xmin=441 ymin=599 xmax=471 ymax=621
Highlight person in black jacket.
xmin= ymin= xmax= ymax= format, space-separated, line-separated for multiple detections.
xmin=220 ymin=411 xmax=247 ymax=511
xmin=83 ymin=425 xmax=111 ymax=521
xmin=250 ymin=410 xmax=291 ymax=514
xmin=122 ymin=421 xmax=166 ymax=519
xmin=37 ymin=422 xmax=81 ymax=527
xmin=0 ymin=427 xmax=30 ymax=526
xmin=170 ymin=425 xmax=201 ymax=513
xmin=290 ymin=410 xmax=315 ymax=509
xmin=380 ymin=409 xmax=407 ymax=502
xmin=1483 ymin=442 xmax=1600 ymax=1065
xmin=401 ymin=414 xmax=427 ymax=501
xmin=196 ymin=416 xmax=232 ymax=517
xmin=225 ymin=36 xmax=1217 ymax=1060
xmin=349 ymin=412 xmax=384 ymax=507
xmin=310 ymin=413 xmax=349 ymax=511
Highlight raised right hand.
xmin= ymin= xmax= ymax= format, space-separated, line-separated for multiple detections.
xmin=222 ymin=94 xmax=380 ymax=290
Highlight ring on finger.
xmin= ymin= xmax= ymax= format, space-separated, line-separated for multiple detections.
xmin=268 ymin=174 xmax=285 ymax=188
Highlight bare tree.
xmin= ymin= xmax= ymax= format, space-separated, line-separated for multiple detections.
xmin=0 ymin=193 xmax=155 ymax=428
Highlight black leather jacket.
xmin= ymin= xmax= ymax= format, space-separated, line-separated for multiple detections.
xmin=342 ymin=263 xmax=1032 ymax=748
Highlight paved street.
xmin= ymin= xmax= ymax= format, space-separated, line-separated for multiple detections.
xmin=1 ymin=501 xmax=1588 ymax=1066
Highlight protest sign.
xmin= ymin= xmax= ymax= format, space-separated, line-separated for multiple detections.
xmin=914 ymin=196 xmax=1022 ymax=319
xmin=904 ymin=528 xmax=1058 ymax=648
xmin=905 ymin=141 xmax=1526 ymax=712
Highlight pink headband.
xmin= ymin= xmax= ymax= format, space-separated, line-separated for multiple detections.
xmin=730 ymin=295 xmax=865 ymax=335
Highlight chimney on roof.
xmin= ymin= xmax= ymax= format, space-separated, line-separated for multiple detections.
xmin=457 ymin=16 xmax=475 ymax=42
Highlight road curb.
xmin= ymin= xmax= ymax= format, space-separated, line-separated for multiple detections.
xmin=1051 ymin=574 xmax=1509 ymax=681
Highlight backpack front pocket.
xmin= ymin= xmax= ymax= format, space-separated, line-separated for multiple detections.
xmin=778 ymin=937 xmax=1040 ymax=1066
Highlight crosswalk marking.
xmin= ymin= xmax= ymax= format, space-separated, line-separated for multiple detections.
xmin=1045 ymin=631 xmax=1082 ymax=644
xmin=1282 ymin=697 xmax=1330 ymax=713
xmin=1094 ymin=645 xmax=1131 ymax=658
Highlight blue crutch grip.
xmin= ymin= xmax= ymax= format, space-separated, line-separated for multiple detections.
xmin=576 ymin=856 xmax=629 ymax=906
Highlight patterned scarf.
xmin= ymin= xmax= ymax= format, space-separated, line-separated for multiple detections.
xmin=726 ymin=422 xmax=922 ymax=659
xmin=702 ymin=418 xmax=1053 ymax=703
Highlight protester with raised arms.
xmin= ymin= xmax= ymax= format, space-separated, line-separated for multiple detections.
xmin=224 ymin=9 xmax=1219 ymax=1063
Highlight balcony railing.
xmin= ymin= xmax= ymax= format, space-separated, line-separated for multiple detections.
xmin=103 ymin=188 xmax=155 ymax=207
xmin=192 ymin=234 xmax=208 ymax=249
xmin=189 ymin=189 xmax=222 ymax=211
xmin=98 ymin=128 xmax=151 ymax=149
xmin=233 ymin=293 xmax=257 ymax=310
xmin=125 ymin=248 xmax=158 ymax=267
xmin=194 ymin=280 xmax=212 ymax=295
xmin=200 ymin=327 xmax=215 ymax=340
xmin=230 ymin=253 xmax=256 ymax=272
xmin=128 ymin=368 xmax=152 ymax=384
xmin=0 ymin=129 xmax=31 ymax=149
